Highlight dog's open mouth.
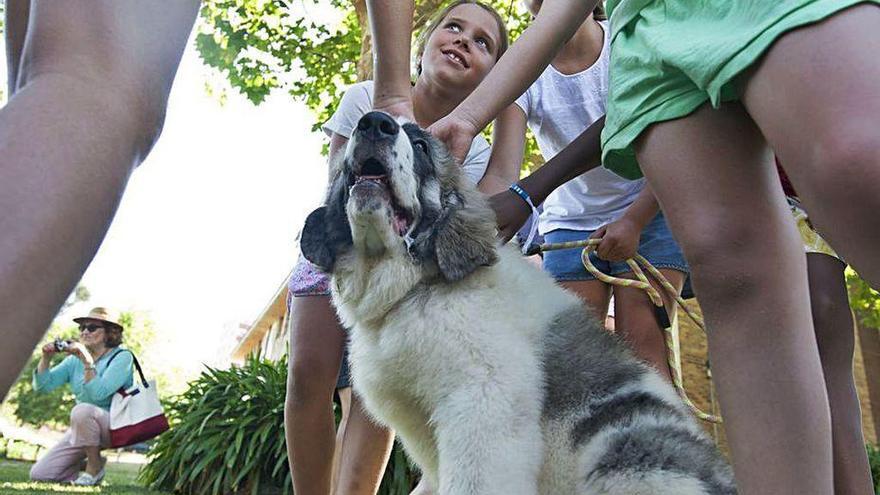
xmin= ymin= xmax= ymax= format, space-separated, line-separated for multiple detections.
xmin=351 ymin=158 xmax=413 ymax=236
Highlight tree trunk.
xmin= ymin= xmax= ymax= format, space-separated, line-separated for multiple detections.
xmin=856 ymin=320 xmax=880 ymax=444
xmin=353 ymin=0 xmax=449 ymax=82
xmin=354 ymin=0 xmax=373 ymax=81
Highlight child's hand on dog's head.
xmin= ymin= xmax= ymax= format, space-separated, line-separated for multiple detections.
xmin=428 ymin=113 xmax=479 ymax=166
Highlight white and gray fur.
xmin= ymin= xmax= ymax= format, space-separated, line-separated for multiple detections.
xmin=301 ymin=111 xmax=736 ymax=494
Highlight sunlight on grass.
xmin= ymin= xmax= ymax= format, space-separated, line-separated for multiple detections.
xmin=0 ymin=460 xmax=170 ymax=494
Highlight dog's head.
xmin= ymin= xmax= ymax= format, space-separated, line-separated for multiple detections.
xmin=301 ymin=111 xmax=497 ymax=282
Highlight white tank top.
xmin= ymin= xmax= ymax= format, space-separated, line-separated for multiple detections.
xmin=514 ymin=21 xmax=645 ymax=233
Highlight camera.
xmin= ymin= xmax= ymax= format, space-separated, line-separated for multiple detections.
xmin=53 ymin=338 xmax=72 ymax=352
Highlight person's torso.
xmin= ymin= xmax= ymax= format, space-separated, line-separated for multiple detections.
xmin=517 ymin=22 xmax=645 ymax=232
xmin=65 ymin=348 xmax=133 ymax=410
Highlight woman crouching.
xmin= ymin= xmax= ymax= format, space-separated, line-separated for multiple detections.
xmin=29 ymin=307 xmax=133 ymax=486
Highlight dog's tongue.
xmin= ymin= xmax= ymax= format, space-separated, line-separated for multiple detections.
xmin=393 ymin=211 xmax=409 ymax=236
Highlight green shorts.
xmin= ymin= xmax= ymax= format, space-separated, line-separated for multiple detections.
xmin=601 ymin=0 xmax=879 ymax=180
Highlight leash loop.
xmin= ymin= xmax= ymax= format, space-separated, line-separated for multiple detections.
xmin=536 ymin=238 xmax=722 ymax=424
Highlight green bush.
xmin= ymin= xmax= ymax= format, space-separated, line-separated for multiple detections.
xmin=140 ymin=356 xmax=290 ymax=494
xmin=868 ymin=444 xmax=880 ymax=494
xmin=140 ymin=354 xmax=420 ymax=494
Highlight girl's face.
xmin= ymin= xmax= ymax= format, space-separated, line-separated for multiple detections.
xmin=420 ymin=4 xmax=503 ymax=92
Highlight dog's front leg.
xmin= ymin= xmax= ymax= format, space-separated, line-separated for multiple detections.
xmin=432 ymin=384 xmax=544 ymax=495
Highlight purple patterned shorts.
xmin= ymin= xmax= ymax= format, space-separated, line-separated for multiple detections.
xmin=288 ymin=254 xmax=331 ymax=298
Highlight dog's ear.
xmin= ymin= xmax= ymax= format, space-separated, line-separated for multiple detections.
xmin=431 ymin=190 xmax=498 ymax=281
xmin=300 ymin=206 xmax=336 ymax=272
xmin=300 ymin=176 xmax=354 ymax=273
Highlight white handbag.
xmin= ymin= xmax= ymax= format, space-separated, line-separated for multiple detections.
xmin=106 ymin=351 xmax=169 ymax=448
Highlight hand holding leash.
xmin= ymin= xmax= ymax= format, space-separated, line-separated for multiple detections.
xmin=589 ymin=218 xmax=641 ymax=262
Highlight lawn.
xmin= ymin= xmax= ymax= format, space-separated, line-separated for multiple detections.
xmin=0 ymin=459 xmax=170 ymax=494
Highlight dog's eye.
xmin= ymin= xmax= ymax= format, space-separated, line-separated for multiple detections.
xmin=413 ymin=140 xmax=428 ymax=154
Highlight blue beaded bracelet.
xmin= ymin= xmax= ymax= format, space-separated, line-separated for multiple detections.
xmin=508 ymin=183 xmax=540 ymax=254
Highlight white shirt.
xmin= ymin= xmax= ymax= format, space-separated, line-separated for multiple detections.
xmin=323 ymin=81 xmax=491 ymax=185
xmin=515 ymin=21 xmax=645 ymax=233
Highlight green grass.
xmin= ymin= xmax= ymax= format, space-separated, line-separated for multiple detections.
xmin=0 ymin=459 xmax=170 ymax=494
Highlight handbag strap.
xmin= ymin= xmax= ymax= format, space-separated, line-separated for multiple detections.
xmin=106 ymin=349 xmax=150 ymax=389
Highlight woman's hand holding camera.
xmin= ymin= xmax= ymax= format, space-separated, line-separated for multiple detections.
xmin=41 ymin=342 xmax=59 ymax=356
xmin=41 ymin=339 xmax=94 ymax=367
xmin=66 ymin=342 xmax=94 ymax=367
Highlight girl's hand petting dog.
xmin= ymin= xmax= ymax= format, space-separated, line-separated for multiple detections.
xmin=489 ymin=189 xmax=532 ymax=243
xmin=428 ymin=113 xmax=480 ymax=166
xmin=590 ymin=217 xmax=642 ymax=262
xmin=372 ymin=96 xmax=415 ymax=123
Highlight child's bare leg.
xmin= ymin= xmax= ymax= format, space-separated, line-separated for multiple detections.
xmin=613 ymin=268 xmax=686 ymax=382
xmin=285 ymin=296 xmax=347 ymax=495
xmin=742 ymin=4 xmax=880 ymax=288
xmin=334 ymin=392 xmax=395 ymax=495
xmin=559 ymin=280 xmax=612 ymax=322
xmin=634 ymin=102 xmax=832 ymax=494
xmin=0 ymin=0 xmax=199 ymax=398
xmin=806 ymin=254 xmax=874 ymax=495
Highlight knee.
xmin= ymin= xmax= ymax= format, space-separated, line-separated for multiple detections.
xmin=813 ymin=124 xmax=880 ymax=169
xmin=69 ymin=403 xmax=98 ymax=427
xmin=677 ymin=223 xmax=765 ymax=304
xmin=29 ymin=456 xmax=58 ymax=482
xmin=806 ymin=127 xmax=880 ymax=200
xmin=812 ymin=293 xmax=855 ymax=364
xmin=285 ymin=356 xmax=338 ymax=410
xmin=29 ymin=463 xmax=48 ymax=481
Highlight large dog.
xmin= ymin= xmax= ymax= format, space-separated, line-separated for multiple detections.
xmin=301 ymin=111 xmax=736 ymax=494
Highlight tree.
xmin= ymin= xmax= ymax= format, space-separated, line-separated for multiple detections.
xmin=196 ymin=0 xmax=544 ymax=170
xmin=847 ymin=269 xmax=880 ymax=330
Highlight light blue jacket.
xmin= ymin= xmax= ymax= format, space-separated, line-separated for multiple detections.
xmin=33 ymin=348 xmax=134 ymax=411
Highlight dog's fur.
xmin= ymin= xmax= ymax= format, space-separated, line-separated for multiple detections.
xmin=301 ymin=111 xmax=736 ymax=494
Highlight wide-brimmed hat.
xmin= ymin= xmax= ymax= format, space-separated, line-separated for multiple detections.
xmin=73 ymin=307 xmax=124 ymax=332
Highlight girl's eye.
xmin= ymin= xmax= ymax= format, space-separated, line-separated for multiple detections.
xmin=413 ymin=140 xmax=428 ymax=154
xmin=445 ymin=22 xmax=461 ymax=32
xmin=476 ymin=38 xmax=489 ymax=49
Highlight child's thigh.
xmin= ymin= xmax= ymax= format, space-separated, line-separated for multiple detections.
xmin=633 ymin=103 xmax=790 ymax=267
xmin=742 ymin=3 xmax=880 ymax=177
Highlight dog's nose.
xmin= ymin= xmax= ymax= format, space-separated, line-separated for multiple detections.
xmin=357 ymin=112 xmax=399 ymax=141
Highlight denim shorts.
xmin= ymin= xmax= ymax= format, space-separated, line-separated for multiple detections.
xmin=542 ymin=213 xmax=688 ymax=282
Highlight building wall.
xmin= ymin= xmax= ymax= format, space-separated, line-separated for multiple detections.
xmin=677 ymin=299 xmax=879 ymax=453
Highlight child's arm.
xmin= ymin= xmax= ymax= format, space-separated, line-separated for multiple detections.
xmin=491 ymin=116 xmax=605 ymax=241
xmin=590 ymin=184 xmax=659 ymax=262
xmin=366 ymin=0 xmax=415 ymax=121
xmin=478 ymin=105 xmax=528 ymax=196
xmin=429 ymin=0 xmax=598 ymax=163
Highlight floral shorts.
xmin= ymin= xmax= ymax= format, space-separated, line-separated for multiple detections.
xmin=788 ymin=198 xmax=842 ymax=262
xmin=288 ymin=254 xmax=331 ymax=297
